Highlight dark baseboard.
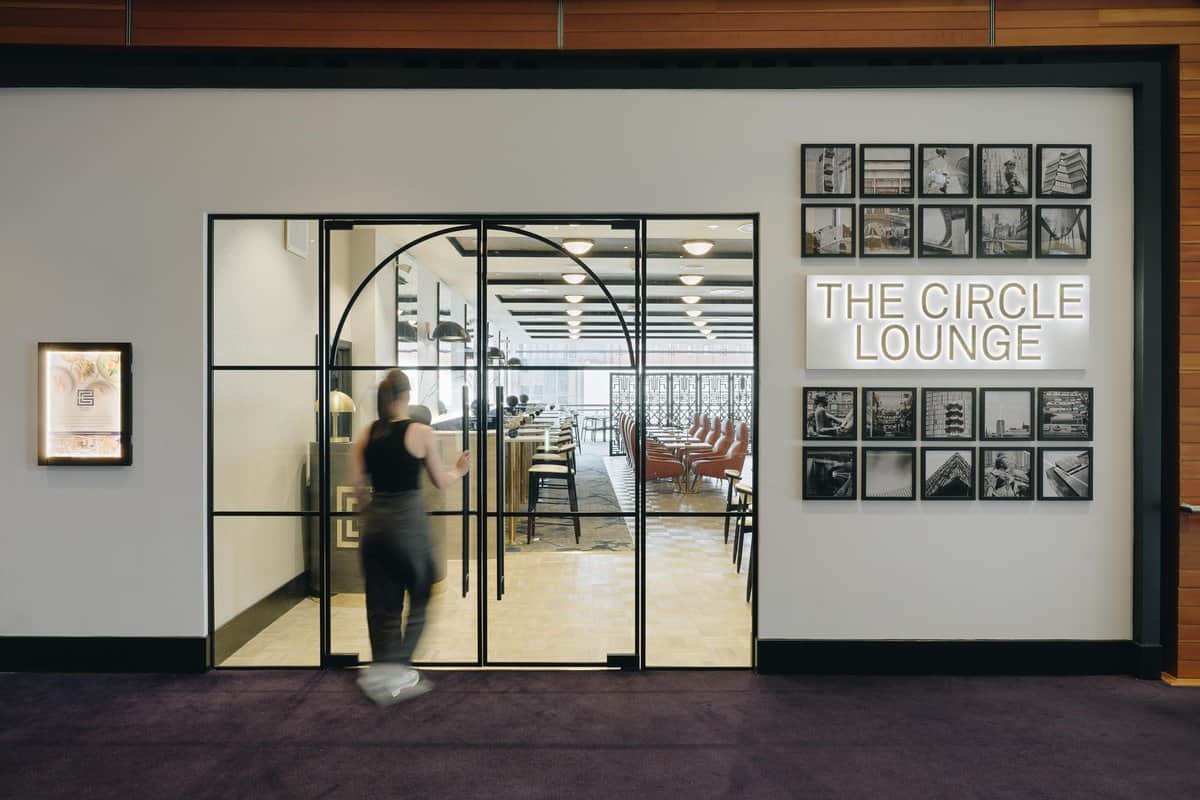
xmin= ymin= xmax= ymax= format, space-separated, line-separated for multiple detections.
xmin=0 ymin=636 xmax=207 ymax=673
xmin=757 ymin=639 xmax=1151 ymax=677
xmin=213 ymin=573 xmax=308 ymax=665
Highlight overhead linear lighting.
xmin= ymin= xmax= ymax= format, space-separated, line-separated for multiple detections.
xmin=516 ymin=286 xmax=549 ymax=295
xmin=708 ymin=288 xmax=745 ymax=297
xmin=685 ymin=309 xmax=703 ymax=317
xmin=682 ymin=240 xmax=714 ymax=256
xmin=563 ymin=238 xmax=594 ymax=256
xmin=681 ymin=295 xmax=701 ymax=304
xmin=705 ymin=224 xmax=720 ymax=230
xmin=562 ymin=273 xmax=587 ymax=285
xmin=566 ymin=308 xmax=583 ymax=317
xmin=564 ymin=294 xmax=584 ymax=304
xmin=738 ymin=222 xmax=754 ymax=233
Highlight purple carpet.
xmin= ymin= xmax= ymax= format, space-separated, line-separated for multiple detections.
xmin=2 ymin=670 xmax=1199 ymax=799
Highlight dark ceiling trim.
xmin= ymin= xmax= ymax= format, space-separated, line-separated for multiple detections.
xmin=488 ymin=277 xmax=751 ymax=287
xmin=451 ymin=236 xmax=750 ymax=260
xmin=497 ymin=296 xmax=749 ymax=305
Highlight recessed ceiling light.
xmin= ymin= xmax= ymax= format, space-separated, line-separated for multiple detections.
xmin=567 ymin=320 xmax=582 ymax=328
xmin=562 ymin=273 xmax=587 ymax=285
xmin=693 ymin=320 xmax=709 ymax=327
xmin=706 ymin=333 xmax=717 ymax=340
xmin=681 ymin=295 xmax=701 ymax=304
xmin=705 ymin=224 xmax=720 ymax=230
xmin=568 ymin=333 xmax=581 ymax=340
xmin=563 ymin=239 xmax=594 ymax=256
xmin=685 ymin=309 xmax=703 ymax=317
xmin=566 ymin=308 xmax=583 ymax=317
xmin=679 ymin=274 xmax=703 ymax=286
xmin=682 ymin=240 xmax=714 ymax=256
xmin=564 ymin=294 xmax=584 ymax=303
xmin=708 ymin=288 xmax=744 ymax=297
xmin=738 ymin=222 xmax=754 ymax=233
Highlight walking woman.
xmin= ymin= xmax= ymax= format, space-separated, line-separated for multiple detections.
xmin=351 ymin=369 xmax=471 ymax=705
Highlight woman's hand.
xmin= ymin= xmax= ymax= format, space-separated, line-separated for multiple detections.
xmin=456 ymin=450 xmax=472 ymax=477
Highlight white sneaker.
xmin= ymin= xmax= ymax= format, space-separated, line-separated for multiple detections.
xmin=357 ymin=665 xmax=430 ymax=706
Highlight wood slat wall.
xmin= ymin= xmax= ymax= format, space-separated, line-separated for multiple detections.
xmin=1 ymin=0 xmax=1198 ymax=679
xmin=0 ymin=1 xmax=124 ymax=45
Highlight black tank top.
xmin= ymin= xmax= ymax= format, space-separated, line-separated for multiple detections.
xmin=365 ymin=419 xmax=424 ymax=492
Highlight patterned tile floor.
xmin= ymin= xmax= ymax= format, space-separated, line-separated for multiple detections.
xmin=221 ymin=444 xmax=751 ymax=668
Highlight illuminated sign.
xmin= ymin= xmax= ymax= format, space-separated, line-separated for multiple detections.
xmin=38 ymin=342 xmax=132 ymax=465
xmin=806 ymin=275 xmax=1089 ymax=370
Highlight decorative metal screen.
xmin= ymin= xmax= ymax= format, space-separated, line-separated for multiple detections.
xmin=669 ymin=373 xmax=699 ymax=427
xmin=731 ymin=372 xmax=753 ymax=423
xmin=699 ymin=373 xmax=732 ymax=420
xmin=644 ymin=373 xmax=670 ymax=428
xmin=609 ymin=372 xmax=637 ymax=456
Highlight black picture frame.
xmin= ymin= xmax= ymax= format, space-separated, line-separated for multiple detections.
xmin=977 ymin=144 xmax=1033 ymax=199
xmin=979 ymin=387 xmax=1035 ymax=442
xmin=920 ymin=387 xmax=976 ymax=441
xmin=801 ymin=203 xmax=856 ymax=258
xmin=37 ymin=341 xmax=133 ymax=466
xmin=803 ymin=386 xmax=857 ymax=441
xmin=1036 ymin=204 xmax=1092 ymax=259
xmin=1036 ymin=143 xmax=1093 ymax=199
xmin=917 ymin=143 xmax=973 ymax=198
xmin=978 ymin=447 xmax=1036 ymax=501
xmin=802 ymin=446 xmax=858 ymax=501
xmin=801 ymin=144 xmax=856 ymax=198
xmin=862 ymin=446 xmax=917 ymax=501
xmin=1038 ymin=446 xmax=1095 ymax=501
xmin=859 ymin=204 xmax=914 ymax=258
xmin=917 ymin=204 xmax=973 ymax=258
xmin=859 ymin=143 xmax=915 ymax=198
xmin=862 ymin=387 xmax=917 ymax=441
xmin=1037 ymin=387 xmax=1094 ymax=442
xmin=976 ymin=204 xmax=1033 ymax=259
xmin=921 ymin=447 xmax=977 ymax=500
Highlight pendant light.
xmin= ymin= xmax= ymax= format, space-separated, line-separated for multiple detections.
xmin=564 ymin=294 xmax=584 ymax=304
xmin=681 ymin=295 xmax=701 ymax=304
xmin=562 ymin=273 xmax=587 ymax=285
xmin=563 ymin=239 xmax=594 ymax=256
xmin=431 ymin=283 xmax=469 ymax=341
xmin=397 ymin=320 xmax=419 ymax=342
xmin=685 ymin=309 xmax=703 ymax=317
xmin=682 ymin=240 xmax=714 ymax=256
xmin=679 ymin=273 xmax=704 ymax=286
xmin=566 ymin=308 xmax=583 ymax=317
xmin=507 ymin=357 xmax=522 ymax=367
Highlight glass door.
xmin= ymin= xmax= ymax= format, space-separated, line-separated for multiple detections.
xmin=322 ymin=221 xmax=481 ymax=667
xmin=480 ymin=220 xmax=641 ymax=666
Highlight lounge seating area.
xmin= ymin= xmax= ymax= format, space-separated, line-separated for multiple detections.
xmin=615 ymin=412 xmax=751 ymax=494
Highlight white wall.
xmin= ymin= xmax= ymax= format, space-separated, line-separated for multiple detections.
xmin=0 ymin=88 xmax=1132 ymax=640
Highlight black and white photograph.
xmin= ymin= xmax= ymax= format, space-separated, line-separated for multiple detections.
xmin=919 ymin=144 xmax=972 ymax=197
xmin=860 ymin=205 xmax=914 ymax=257
xmin=979 ymin=447 xmax=1034 ymax=500
xmin=921 ymin=447 xmax=976 ymax=500
xmin=1039 ymin=447 xmax=1094 ymax=500
xmin=802 ymin=144 xmax=855 ymax=198
xmin=1038 ymin=388 xmax=1094 ymax=441
xmin=803 ymin=447 xmax=857 ymax=500
xmin=977 ymin=144 xmax=1032 ymax=198
xmin=1037 ymin=205 xmax=1091 ymax=258
xmin=860 ymin=144 xmax=914 ymax=198
xmin=802 ymin=204 xmax=855 ymax=257
xmin=980 ymin=388 xmax=1034 ymax=441
xmin=977 ymin=205 xmax=1032 ymax=258
xmin=921 ymin=388 xmax=975 ymax=441
xmin=804 ymin=387 xmax=856 ymax=440
xmin=863 ymin=447 xmax=916 ymax=500
xmin=863 ymin=388 xmax=916 ymax=440
xmin=918 ymin=205 xmax=972 ymax=257
xmin=1037 ymin=144 xmax=1092 ymax=198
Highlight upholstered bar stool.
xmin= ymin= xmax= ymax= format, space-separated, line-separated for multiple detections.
xmin=526 ymin=462 xmax=581 ymax=544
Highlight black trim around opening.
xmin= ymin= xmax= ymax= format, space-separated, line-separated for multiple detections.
xmin=1 ymin=45 xmax=1170 ymax=677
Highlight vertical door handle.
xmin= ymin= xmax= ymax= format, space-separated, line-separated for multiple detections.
xmin=461 ymin=384 xmax=470 ymax=598
xmin=495 ymin=385 xmax=505 ymax=600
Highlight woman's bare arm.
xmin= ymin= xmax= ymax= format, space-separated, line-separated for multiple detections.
xmin=413 ymin=424 xmax=471 ymax=490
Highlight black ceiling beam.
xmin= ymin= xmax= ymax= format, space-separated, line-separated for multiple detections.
xmin=496 ymin=296 xmax=750 ymax=305
xmin=451 ymin=236 xmax=750 ymax=260
xmin=488 ymin=277 xmax=751 ymax=287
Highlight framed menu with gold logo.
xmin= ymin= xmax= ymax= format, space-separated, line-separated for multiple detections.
xmin=38 ymin=342 xmax=132 ymax=465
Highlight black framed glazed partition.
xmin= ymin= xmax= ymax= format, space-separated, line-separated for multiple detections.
xmin=5 ymin=45 xmax=1168 ymax=675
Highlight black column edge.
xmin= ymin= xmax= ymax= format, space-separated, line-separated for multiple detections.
xmin=756 ymin=639 xmax=1161 ymax=678
xmin=0 ymin=636 xmax=208 ymax=673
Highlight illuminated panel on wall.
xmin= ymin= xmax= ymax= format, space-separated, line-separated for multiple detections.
xmin=806 ymin=275 xmax=1089 ymax=370
xmin=38 ymin=342 xmax=132 ymax=465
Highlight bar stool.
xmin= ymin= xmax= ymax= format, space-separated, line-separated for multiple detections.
xmin=722 ymin=468 xmax=742 ymax=545
xmin=526 ymin=463 xmax=581 ymax=544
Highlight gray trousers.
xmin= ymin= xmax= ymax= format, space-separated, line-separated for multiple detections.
xmin=360 ymin=492 xmax=435 ymax=665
